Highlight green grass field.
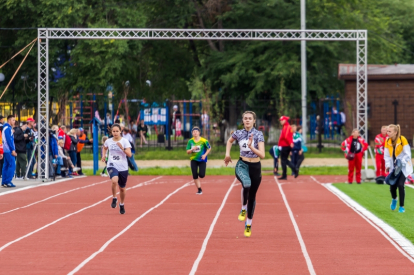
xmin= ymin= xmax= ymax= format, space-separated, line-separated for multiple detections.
xmin=333 ymin=183 xmax=414 ymax=244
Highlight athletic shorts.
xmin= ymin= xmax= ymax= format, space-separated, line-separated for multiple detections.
xmin=108 ymin=168 xmax=129 ymax=188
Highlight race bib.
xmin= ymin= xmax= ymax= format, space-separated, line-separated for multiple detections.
xmin=111 ymin=155 xmax=121 ymax=161
xmin=239 ymin=139 xmax=254 ymax=152
xmin=192 ymin=145 xmax=201 ymax=153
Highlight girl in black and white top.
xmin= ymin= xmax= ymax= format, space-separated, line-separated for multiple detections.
xmin=224 ymin=111 xmax=265 ymax=238
xmin=102 ymin=124 xmax=132 ymax=215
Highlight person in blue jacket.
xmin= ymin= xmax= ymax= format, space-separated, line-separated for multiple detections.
xmin=2 ymin=115 xmax=17 ymax=187
xmin=291 ymin=125 xmax=305 ymax=174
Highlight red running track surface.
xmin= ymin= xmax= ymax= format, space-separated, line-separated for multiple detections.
xmin=0 ymin=175 xmax=413 ymax=274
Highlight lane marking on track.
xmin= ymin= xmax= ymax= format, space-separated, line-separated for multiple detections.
xmin=310 ymin=176 xmax=323 ymax=184
xmin=189 ymin=178 xmax=236 ymax=275
xmin=324 ymin=183 xmax=414 ymax=264
xmin=274 ymin=176 xmax=317 ymax=275
xmin=0 ymin=176 xmax=163 ymax=252
xmin=68 ymin=180 xmax=192 ymax=275
xmin=0 ymin=180 xmax=110 ymax=215
xmin=0 ymin=176 xmax=86 ymax=197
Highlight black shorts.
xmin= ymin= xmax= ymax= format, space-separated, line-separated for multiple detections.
xmin=191 ymin=160 xmax=206 ymax=180
xmin=108 ymin=168 xmax=129 ymax=188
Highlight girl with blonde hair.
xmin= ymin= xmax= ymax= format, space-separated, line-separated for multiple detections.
xmin=384 ymin=124 xmax=412 ymax=213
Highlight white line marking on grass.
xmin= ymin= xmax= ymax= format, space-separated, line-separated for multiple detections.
xmin=406 ymin=184 xmax=414 ymax=190
xmin=0 ymin=180 xmax=110 ymax=215
xmin=68 ymin=180 xmax=191 ymax=275
xmin=0 ymin=176 xmax=86 ymax=197
xmin=0 ymin=176 xmax=163 ymax=252
xmin=324 ymin=183 xmax=414 ymax=264
xmin=189 ymin=178 xmax=236 ymax=275
xmin=275 ymin=176 xmax=316 ymax=275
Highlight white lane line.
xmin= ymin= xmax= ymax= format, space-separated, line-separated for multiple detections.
xmin=68 ymin=180 xmax=191 ymax=275
xmin=0 ymin=180 xmax=110 ymax=215
xmin=0 ymin=176 xmax=163 ymax=252
xmin=324 ymin=183 xmax=414 ymax=264
xmin=0 ymin=176 xmax=86 ymax=197
xmin=274 ymin=176 xmax=316 ymax=275
xmin=189 ymin=178 xmax=236 ymax=275
xmin=310 ymin=176 xmax=323 ymax=184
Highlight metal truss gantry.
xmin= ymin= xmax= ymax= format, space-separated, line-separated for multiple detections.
xmin=38 ymin=28 xmax=368 ymax=179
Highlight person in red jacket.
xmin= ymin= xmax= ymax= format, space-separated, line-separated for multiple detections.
xmin=341 ymin=129 xmax=368 ymax=184
xmin=278 ymin=116 xmax=298 ymax=180
xmin=374 ymin=126 xmax=388 ymax=177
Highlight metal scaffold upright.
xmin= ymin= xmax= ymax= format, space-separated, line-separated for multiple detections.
xmin=37 ymin=28 xmax=368 ymax=179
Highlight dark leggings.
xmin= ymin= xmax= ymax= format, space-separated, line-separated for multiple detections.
xmin=235 ymin=159 xmax=262 ymax=220
xmin=390 ymin=174 xmax=406 ymax=207
xmin=280 ymin=146 xmax=296 ymax=177
xmin=292 ymin=150 xmax=305 ymax=170
xmin=191 ymin=160 xmax=206 ymax=179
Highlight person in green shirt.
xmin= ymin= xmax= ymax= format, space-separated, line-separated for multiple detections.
xmin=186 ymin=127 xmax=211 ymax=195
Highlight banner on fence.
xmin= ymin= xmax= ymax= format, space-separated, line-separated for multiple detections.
xmin=141 ymin=108 xmax=167 ymax=125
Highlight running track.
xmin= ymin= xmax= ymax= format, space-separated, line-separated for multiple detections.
xmin=1 ymin=175 xmax=413 ymax=274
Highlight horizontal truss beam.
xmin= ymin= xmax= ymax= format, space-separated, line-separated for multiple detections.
xmin=39 ymin=28 xmax=366 ymax=41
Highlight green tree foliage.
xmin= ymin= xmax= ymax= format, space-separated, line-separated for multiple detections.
xmin=1 ymin=0 xmax=414 ymax=124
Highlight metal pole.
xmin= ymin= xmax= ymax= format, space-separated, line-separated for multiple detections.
xmin=301 ymin=0 xmax=307 ymax=144
xmin=104 ymin=97 xmax=107 ymax=135
xmin=80 ymin=95 xmax=83 ymax=128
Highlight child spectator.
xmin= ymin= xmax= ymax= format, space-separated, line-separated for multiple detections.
xmin=269 ymin=145 xmax=280 ymax=176
xmin=100 ymin=136 xmax=109 ymax=177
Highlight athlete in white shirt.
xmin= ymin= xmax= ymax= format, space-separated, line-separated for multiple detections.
xmin=102 ymin=124 xmax=132 ymax=214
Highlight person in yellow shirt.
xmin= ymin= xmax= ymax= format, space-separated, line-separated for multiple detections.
xmin=384 ymin=124 xmax=412 ymax=213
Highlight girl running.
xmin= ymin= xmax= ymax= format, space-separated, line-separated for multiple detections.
xmin=186 ymin=127 xmax=211 ymax=195
xmin=224 ymin=111 xmax=265 ymax=238
xmin=384 ymin=124 xmax=412 ymax=213
xmin=101 ymin=124 xmax=132 ymax=215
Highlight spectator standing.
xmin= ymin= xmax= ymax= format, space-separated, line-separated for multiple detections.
xmin=0 ymin=115 xmax=4 ymax=178
xmin=131 ymin=120 xmax=137 ymax=145
xmin=123 ymin=128 xmax=138 ymax=171
xmin=67 ymin=129 xmax=79 ymax=176
xmin=76 ymin=128 xmax=92 ymax=176
xmin=14 ymin=121 xmax=28 ymax=179
xmin=341 ymin=129 xmax=368 ymax=184
xmin=278 ymin=116 xmax=298 ymax=180
xmin=25 ymin=117 xmax=36 ymax=179
xmin=137 ymin=120 xmax=148 ymax=147
xmin=201 ymin=110 xmax=210 ymax=137
xmin=375 ymin=126 xmax=388 ymax=177
xmin=172 ymin=105 xmax=181 ymax=136
xmin=292 ymin=125 xmax=305 ymax=173
xmin=2 ymin=115 xmax=17 ymax=187
xmin=340 ymin=109 xmax=346 ymax=135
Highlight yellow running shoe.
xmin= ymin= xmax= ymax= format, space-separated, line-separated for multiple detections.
xmin=238 ymin=209 xmax=246 ymax=222
xmin=244 ymin=224 xmax=252 ymax=238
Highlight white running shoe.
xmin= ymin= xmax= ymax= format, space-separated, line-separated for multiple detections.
xmin=101 ymin=173 xmax=108 ymax=177
xmin=73 ymin=167 xmax=81 ymax=172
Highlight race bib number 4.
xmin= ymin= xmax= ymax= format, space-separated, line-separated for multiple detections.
xmin=239 ymin=139 xmax=254 ymax=152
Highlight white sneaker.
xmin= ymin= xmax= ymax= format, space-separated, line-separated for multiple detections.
xmin=73 ymin=167 xmax=81 ymax=172
xmin=16 ymin=177 xmax=23 ymax=180
xmin=101 ymin=173 xmax=108 ymax=177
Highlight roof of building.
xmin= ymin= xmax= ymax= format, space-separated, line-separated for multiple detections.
xmin=338 ymin=64 xmax=414 ymax=80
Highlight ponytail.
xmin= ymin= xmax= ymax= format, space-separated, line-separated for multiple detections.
xmin=388 ymin=124 xmax=401 ymax=146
